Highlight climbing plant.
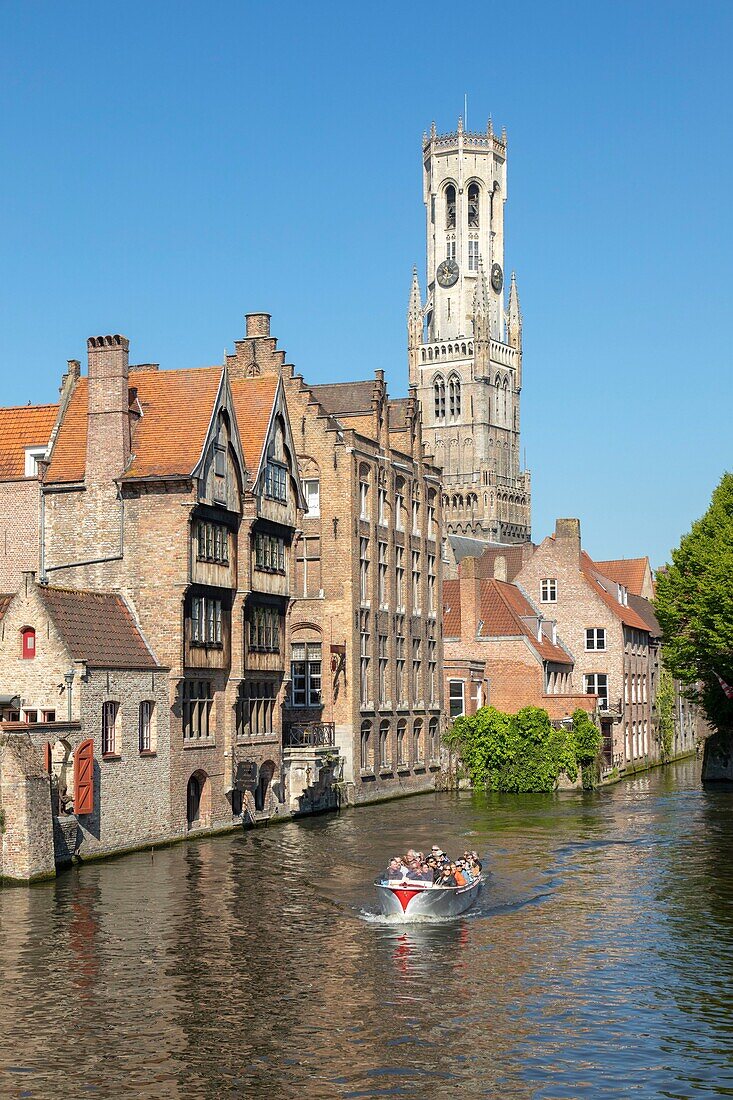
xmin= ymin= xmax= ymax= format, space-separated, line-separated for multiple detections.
xmin=656 ymin=660 xmax=676 ymax=762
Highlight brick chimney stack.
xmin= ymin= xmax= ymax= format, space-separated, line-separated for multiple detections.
xmin=459 ymin=556 xmax=483 ymax=639
xmin=554 ymin=517 xmax=582 ymax=563
xmin=86 ymin=334 xmax=130 ymax=483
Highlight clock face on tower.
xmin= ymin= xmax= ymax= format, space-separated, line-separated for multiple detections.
xmin=436 ymin=258 xmax=459 ymax=288
xmin=490 ymin=263 xmax=504 ymax=293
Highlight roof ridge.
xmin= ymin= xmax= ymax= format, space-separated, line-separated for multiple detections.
xmin=0 ymin=402 xmax=60 ymax=412
xmin=40 ymin=584 xmax=125 ymax=599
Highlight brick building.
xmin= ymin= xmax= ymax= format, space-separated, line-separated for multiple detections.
xmin=34 ymin=332 xmax=305 ymax=838
xmin=0 ymin=576 xmax=169 ymax=879
xmin=443 ymin=556 xmax=596 ymax=722
xmin=222 ymin=314 xmax=445 ymax=803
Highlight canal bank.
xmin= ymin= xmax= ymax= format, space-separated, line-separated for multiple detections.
xmin=1 ymin=757 xmax=732 ymax=1098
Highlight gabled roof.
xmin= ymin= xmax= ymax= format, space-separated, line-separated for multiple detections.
xmin=443 ymin=579 xmax=461 ymax=636
xmin=473 ymin=542 xmax=533 ymax=581
xmin=480 ymin=580 xmax=572 ymax=665
xmin=229 ymin=375 xmax=280 ymax=473
xmin=0 ymin=594 xmax=13 ymax=622
xmin=580 ymin=552 xmax=651 ymax=632
xmin=0 ymin=404 xmax=58 ymax=479
xmin=594 ymin=557 xmax=651 ymax=597
xmin=310 ymin=380 xmax=376 ymax=417
xmin=628 ymin=593 xmax=661 ymax=637
xmin=38 ymin=586 xmax=159 ymax=669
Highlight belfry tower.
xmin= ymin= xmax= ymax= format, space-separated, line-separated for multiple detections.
xmin=408 ymin=117 xmax=531 ymax=543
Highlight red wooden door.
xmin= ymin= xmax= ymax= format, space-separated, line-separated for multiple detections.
xmin=74 ymin=739 xmax=94 ymax=815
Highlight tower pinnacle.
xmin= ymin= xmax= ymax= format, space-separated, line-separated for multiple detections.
xmin=407 ymin=267 xmax=423 ymax=386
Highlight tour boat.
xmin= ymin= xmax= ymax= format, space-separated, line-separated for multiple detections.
xmin=374 ymin=877 xmax=482 ymax=920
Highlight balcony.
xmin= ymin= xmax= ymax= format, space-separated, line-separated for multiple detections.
xmin=284 ymin=722 xmax=336 ymax=748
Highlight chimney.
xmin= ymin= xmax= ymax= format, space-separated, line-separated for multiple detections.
xmin=86 ymin=334 xmax=130 ymax=483
xmin=493 ymin=554 xmax=507 ymax=581
xmin=459 ymin=556 xmax=482 ymax=640
xmin=554 ymin=517 xmax=581 ymax=563
xmin=245 ymin=313 xmax=271 ymax=338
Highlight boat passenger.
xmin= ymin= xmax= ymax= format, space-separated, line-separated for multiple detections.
xmin=453 ymin=863 xmax=468 ymax=887
xmin=385 ymin=857 xmax=405 ymax=883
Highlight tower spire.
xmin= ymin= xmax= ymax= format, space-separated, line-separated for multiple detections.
xmin=508 ymin=271 xmax=522 ymax=350
xmin=407 ymin=266 xmax=423 ymax=386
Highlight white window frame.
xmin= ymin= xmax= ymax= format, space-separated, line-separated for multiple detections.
xmin=304 ymin=478 xmax=320 ymax=518
xmin=24 ymin=446 xmax=46 ymax=478
xmin=540 ymin=579 xmax=557 ymax=603
xmin=585 ymin=628 xmax=607 ymax=652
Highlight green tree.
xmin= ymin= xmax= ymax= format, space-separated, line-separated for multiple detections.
xmin=654 ymin=472 xmax=733 ymax=738
xmin=656 ymin=661 xmax=676 ymax=762
xmin=571 ymin=708 xmax=602 ymax=766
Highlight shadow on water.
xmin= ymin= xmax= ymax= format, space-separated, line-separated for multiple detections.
xmin=1 ymin=757 xmax=733 ymax=1098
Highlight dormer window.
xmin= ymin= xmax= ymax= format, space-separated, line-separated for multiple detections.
xmin=20 ymin=627 xmax=36 ymax=660
xmin=24 ymin=447 xmax=46 ymax=478
xmin=264 ymin=461 xmax=287 ymax=503
xmin=617 ymin=584 xmax=628 ymax=606
xmin=214 ymin=444 xmax=226 ymax=478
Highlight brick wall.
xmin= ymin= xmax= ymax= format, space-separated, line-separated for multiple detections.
xmin=0 ymin=480 xmax=40 ymax=592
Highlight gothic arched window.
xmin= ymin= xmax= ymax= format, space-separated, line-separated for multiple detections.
xmin=445 ymin=184 xmax=456 ymax=230
xmin=503 ymin=379 xmax=509 ymax=425
xmin=434 ymin=376 xmax=445 ymax=420
xmin=468 ymin=183 xmax=480 ymax=228
xmin=449 ymin=374 xmax=461 ymax=419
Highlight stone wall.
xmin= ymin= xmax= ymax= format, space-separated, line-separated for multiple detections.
xmin=0 ymin=732 xmax=55 ymax=882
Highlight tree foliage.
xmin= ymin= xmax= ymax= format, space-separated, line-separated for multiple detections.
xmin=656 ymin=660 xmax=676 ymax=761
xmin=445 ymin=704 xmax=602 ymax=793
xmin=654 ymin=472 xmax=733 ymax=736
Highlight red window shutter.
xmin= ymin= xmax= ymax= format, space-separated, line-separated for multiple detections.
xmin=74 ymin=738 xmax=94 ymax=816
xmin=43 ymin=742 xmax=52 ymax=774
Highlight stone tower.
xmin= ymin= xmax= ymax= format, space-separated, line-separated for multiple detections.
xmin=408 ymin=117 xmax=531 ymax=543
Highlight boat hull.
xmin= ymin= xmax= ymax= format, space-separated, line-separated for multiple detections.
xmin=374 ymin=878 xmax=481 ymax=920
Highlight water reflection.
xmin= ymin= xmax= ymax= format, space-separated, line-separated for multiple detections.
xmin=1 ymin=758 xmax=733 ymax=1097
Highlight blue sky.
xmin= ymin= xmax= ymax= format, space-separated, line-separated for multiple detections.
xmin=1 ymin=1 xmax=730 ymax=566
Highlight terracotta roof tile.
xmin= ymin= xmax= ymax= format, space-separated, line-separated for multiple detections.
xmin=481 ymin=579 xmax=572 ymax=665
xmin=0 ymin=404 xmax=58 ymax=479
xmin=0 ymin=594 xmax=13 ymax=622
xmin=594 ymin=557 xmax=650 ymax=597
xmin=628 ymin=593 xmax=661 ymax=636
xmin=443 ymin=579 xmax=461 ymax=635
xmin=39 ymin=587 xmax=159 ymax=668
xmin=580 ymin=552 xmax=651 ymax=632
xmin=310 ymin=380 xmax=376 ymax=416
xmin=230 ymin=375 xmax=280 ymax=473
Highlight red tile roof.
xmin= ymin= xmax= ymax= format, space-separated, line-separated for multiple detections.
xmin=594 ymin=557 xmax=651 ymax=597
xmin=481 ymin=580 xmax=572 ymax=665
xmin=580 ymin=552 xmax=652 ymax=632
xmin=443 ymin=579 xmax=461 ymax=635
xmin=0 ymin=594 xmax=13 ymax=622
xmin=39 ymin=586 xmax=159 ymax=668
xmin=44 ymin=369 xmax=279 ymax=486
xmin=0 ymin=404 xmax=58 ymax=479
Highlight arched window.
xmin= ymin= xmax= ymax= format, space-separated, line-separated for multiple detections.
xmin=494 ymin=375 xmax=503 ymax=424
xmin=20 ymin=627 xmax=36 ymax=660
xmin=433 ymin=376 xmax=445 ymax=420
xmin=445 ymin=184 xmax=456 ymax=229
xmin=503 ymin=379 xmax=509 ymax=424
xmin=449 ymin=375 xmax=461 ymax=418
xmin=359 ymin=463 xmax=370 ymax=520
xmin=429 ymin=717 xmax=439 ymax=761
xmin=413 ymin=718 xmax=424 ymax=765
xmin=379 ymin=719 xmax=390 ymax=770
xmin=360 ymin=720 xmax=372 ymax=772
xmin=468 ymin=183 xmax=480 ymax=227
xmin=396 ymin=719 xmax=407 ymax=766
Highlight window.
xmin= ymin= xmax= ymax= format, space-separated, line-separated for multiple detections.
xmin=468 ymin=237 xmax=479 ymax=271
xmin=397 ymin=719 xmax=407 ymax=765
xmin=378 ymin=485 xmax=387 ymax=527
xmin=360 ymin=721 xmax=372 ymax=771
xmin=235 ymin=682 xmax=249 ymax=739
xmin=195 ymin=521 xmax=230 ymax=565
xmin=264 ymin=461 xmax=287 ymax=502
xmin=427 ymin=638 xmax=437 ymax=704
xmin=24 ymin=446 xmax=46 ymax=477
xmin=467 ymin=182 xmax=479 ymax=227
xmin=191 ymin=596 xmax=223 ymax=646
xmin=427 ymin=493 xmax=436 ymax=539
xmin=248 ymin=605 xmax=280 ymax=652
xmin=360 ymin=613 xmax=370 ymax=705
xmin=413 ymin=718 xmax=424 ymax=764
xmin=214 ymin=443 xmax=226 ymax=478
xmin=395 ymin=546 xmax=405 ymax=609
xmin=378 ymin=541 xmax=388 ymax=608
xmin=445 ymin=184 xmax=456 ymax=229
xmin=378 ymin=635 xmax=388 ymax=705
xmin=434 ymin=377 xmax=446 ymax=420
xmin=584 ymin=673 xmax=609 ymax=710
xmin=540 ymin=579 xmax=557 ymax=603
xmin=304 ymin=478 xmax=320 ymax=517
xmin=41 ymin=709 xmax=56 ymax=723
xmin=248 ymin=681 xmax=276 ymax=737
xmin=360 ymin=537 xmax=370 ymax=605
xmin=20 ymin=627 xmax=36 ymax=660
xmin=411 ymin=550 xmax=421 ymax=610
xmin=412 ymin=494 xmax=420 ymax=535
xmin=359 ymin=471 xmax=370 ymax=520
xmin=617 ymin=584 xmax=628 ymax=606
xmin=102 ymin=701 xmax=119 ymax=756
xmin=448 ymin=375 xmax=461 ymax=419
xmin=379 ymin=720 xmax=390 ymax=770
xmin=642 ymin=674 xmax=647 ymax=703
xmin=395 ymin=629 xmax=405 ymax=704
xmin=395 ymin=481 xmax=405 ymax=530
xmin=291 ymin=642 xmax=322 ymax=707
xmin=624 ymin=672 xmax=629 ymax=704
xmin=449 ymin=680 xmax=465 ymax=719
xmin=183 ymin=681 xmax=213 ymax=740
xmin=255 ymin=532 xmax=286 ymax=573
xmin=427 ymin=555 xmax=436 ymax=615
xmin=296 ymin=535 xmax=321 ymax=597
xmin=412 ymin=637 xmax=422 ymax=700
xmin=585 ymin=628 xmax=606 ymax=652
xmin=631 ymin=675 xmax=637 ymax=704
xmin=429 ymin=716 xmax=439 ymax=760
xmin=139 ymin=701 xmax=155 ymax=753
xmin=22 ymin=709 xmax=38 ymax=724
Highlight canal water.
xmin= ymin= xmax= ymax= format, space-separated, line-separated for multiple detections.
xmin=1 ymin=757 xmax=732 ymax=1098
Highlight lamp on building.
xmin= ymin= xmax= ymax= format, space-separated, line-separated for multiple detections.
xmin=63 ymin=670 xmax=75 ymax=722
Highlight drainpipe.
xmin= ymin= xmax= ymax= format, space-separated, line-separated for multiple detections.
xmin=64 ymin=670 xmax=74 ymax=722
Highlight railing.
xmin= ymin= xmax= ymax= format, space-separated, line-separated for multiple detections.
xmin=284 ymin=722 xmax=336 ymax=748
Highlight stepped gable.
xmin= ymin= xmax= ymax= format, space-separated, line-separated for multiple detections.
xmin=229 ymin=375 xmax=280 ymax=472
xmin=38 ymin=586 xmax=159 ymax=669
xmin=580 ymin=552 xmax=651 ymax=633
xmin=45 ymin=368 xmax=223 ymax=484
xmin=594 ymin=557 xmax=651 ymax=597
xmin=0 ymin=404 xmax=58 ymax=479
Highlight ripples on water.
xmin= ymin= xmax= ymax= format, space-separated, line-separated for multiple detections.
xmin=1 ymin=758 xmax=732 ymax=1098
